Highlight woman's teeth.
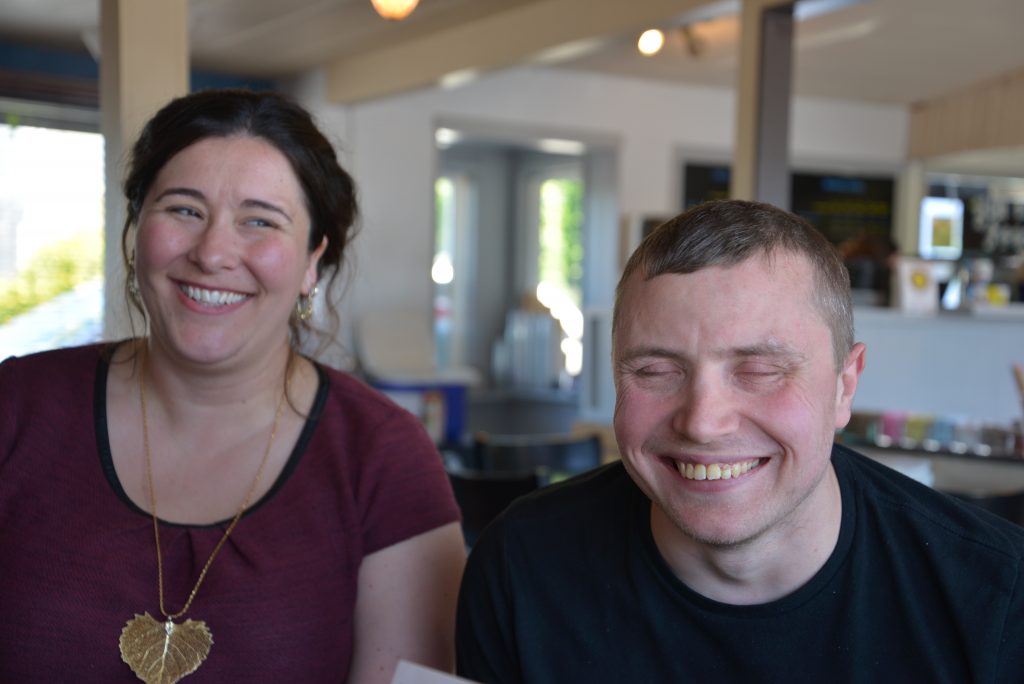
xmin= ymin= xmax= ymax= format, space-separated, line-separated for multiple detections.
xmin=181 ymin=284 xmax=246 ymax=306
xmin=676 ymin=458 xmax=761 ymax=481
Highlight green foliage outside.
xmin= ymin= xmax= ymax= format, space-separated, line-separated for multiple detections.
xmin=539 ymin=178 xmax=584 ymax=304
xmin=558 ymin=179 xmax=584 ymax=295
xmin=0 ymin=232 xmax=103 ymax=325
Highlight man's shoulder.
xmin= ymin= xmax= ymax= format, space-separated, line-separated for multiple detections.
xmin=510 ymin=460 xmax=634 ymax=514
xmin=835 ymin=443 xmax=1024 ymax=560
xmin=482 ymin=461 xmax=639 ymax=546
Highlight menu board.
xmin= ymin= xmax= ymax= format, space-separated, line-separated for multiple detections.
xmin=790 ymin=172 xmax=893 ymax=246
xmin=682 ymin=163 xmax=895 ymax=247
xmin=927 ymin=181 xmax=1024 ymax=257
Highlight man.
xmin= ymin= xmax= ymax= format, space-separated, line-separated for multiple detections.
xmin=456 ymin=199 xmax=1024 ymax=683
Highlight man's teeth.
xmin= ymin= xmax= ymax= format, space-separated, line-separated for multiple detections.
xmin=676 ymin=458 xmax=761 ymax=481
xmin=181 ymin=284 xmax=246 ymax=306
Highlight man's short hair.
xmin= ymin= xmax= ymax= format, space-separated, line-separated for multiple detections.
xmin=614 ymin=199 xmax=854 ymax=370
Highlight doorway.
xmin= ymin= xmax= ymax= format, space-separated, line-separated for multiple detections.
xmin=434 ymin=128 xmax=618 ymax=433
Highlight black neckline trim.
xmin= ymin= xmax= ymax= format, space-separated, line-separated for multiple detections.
xmin=94 ymin=347 xmax=329 ymax=529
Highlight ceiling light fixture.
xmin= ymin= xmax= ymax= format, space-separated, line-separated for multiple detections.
xmin=637 ymin=29 xmax=665 ymax=56
xmin=371 ymin=0 xmax=420 ymax=20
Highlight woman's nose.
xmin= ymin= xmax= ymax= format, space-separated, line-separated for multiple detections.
xmin=188 ymin=216 xmax=239 ymax=272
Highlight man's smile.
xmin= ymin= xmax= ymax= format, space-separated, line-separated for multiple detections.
xmin=674 ymin=458 xmax=763 ymax=481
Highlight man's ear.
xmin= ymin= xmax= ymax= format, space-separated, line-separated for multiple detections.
xmin=834 ymin=342 xmax=866 ymax=430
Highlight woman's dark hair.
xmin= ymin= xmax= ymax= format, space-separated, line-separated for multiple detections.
xmin=120 ymin=87 xmax=358 ymax=351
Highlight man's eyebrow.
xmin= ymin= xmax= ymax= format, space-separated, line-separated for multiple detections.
xmin=617 ymin=347 xmax=686 ymax=364
xmin=731 ymin=341 xmax=807 ymax=362
xmin=618 ymin=341 xmax=807 ymax=363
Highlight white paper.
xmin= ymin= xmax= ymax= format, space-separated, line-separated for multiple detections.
xmin=390 ymin=660 xmax=481 ymax=684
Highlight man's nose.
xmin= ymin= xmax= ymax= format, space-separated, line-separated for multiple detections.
xmin=671 ymin=373 xmax=740 ymax=444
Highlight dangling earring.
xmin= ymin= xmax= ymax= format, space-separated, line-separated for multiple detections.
xmin=127 ymin=254 xmax=141 ymax=303
xmin=296 ymin=285 xmax=318 ymax=322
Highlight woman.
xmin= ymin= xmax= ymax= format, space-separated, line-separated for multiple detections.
xmin=0 ymin=89 xmax=466 ymax=683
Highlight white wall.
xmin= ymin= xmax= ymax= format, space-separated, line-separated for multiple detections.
xmin=292 ymin=65 xmax=909 ymax=354
xmin=852 ymin=307 xmax=1024 ymax=426
xmin=582 ymin=306 xmax=1024 ymax=427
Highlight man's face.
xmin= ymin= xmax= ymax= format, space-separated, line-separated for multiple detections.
xmin=612 ymin=252 xmax=863 ymax=548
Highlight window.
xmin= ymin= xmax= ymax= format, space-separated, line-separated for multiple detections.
xmin=433 ymin=174 xmax=475 ymax=370
xmin=0 ymin=122 xmax=104 ymax=358
xmin=536 ymin=177 xmax=584 ymax=377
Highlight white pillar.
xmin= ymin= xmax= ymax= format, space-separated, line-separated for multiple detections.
xmin=894 ymin=159 xmax=927 ymax=256
xmin=100 ymin=0 xmax=189 ymax=339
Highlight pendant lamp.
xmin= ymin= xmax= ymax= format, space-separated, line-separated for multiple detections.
xmin=371 ymin=0 xmax=420 ymax=20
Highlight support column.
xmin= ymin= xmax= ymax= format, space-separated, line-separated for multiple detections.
xmin=894 ymin=159 xmax=927 ymax=256
xmin=730 ymin=0 xmax=794 ymax=208
xmin=100 ymin=0 xmax=189 ymax=339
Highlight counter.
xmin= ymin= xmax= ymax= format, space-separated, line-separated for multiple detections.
xmin=851 ymin=306 xmax=1024 ymax=427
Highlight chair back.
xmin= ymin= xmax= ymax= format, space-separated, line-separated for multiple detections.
xmin=472 ymin=431 xmax=603 ymax=483
xmin=447 ymin=467 xmax=542 ymax=546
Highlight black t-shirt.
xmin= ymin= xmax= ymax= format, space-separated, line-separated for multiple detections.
xmin=456 ymin=446 xmax=1024 ymax=683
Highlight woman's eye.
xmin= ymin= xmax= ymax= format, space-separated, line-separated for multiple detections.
xmin=245 ymin=217 xmax=277 ymax=229
xmin=169 ymin=206 xmax=201 ymax=219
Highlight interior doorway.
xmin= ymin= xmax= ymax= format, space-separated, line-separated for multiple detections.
xmin=433 ymin=126 xmax=618 ymax=433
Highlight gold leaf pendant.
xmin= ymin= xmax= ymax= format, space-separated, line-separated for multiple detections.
xmin=119 ymin=613 xmax=213 ymax=684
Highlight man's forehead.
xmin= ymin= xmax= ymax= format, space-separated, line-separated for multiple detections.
xmin=634 ymin=249 xmax=809 ymax=281
xmin=616 ymin=252 xmax=824 ymax=340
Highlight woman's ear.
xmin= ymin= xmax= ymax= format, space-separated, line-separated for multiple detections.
xmin=303 ymin=237 xmax=328 ymax=294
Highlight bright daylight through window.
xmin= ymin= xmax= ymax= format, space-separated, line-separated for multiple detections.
xmin=537 ymin=177 xmax=584 ymax=378
xmin=0 ymin=123 xmax=104 ymax=358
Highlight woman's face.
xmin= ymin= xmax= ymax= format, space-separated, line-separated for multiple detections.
xmin=134 ymin=135 xmax=325 ymax=370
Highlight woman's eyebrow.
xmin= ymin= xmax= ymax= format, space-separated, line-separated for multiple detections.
xmin=241 ymin=198 xmax=292 ymax=221
xmin=154 ymin=187 xmax=204 ymax=202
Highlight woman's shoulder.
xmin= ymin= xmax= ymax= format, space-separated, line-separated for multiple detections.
xmin=2 ymin=341 xmax=110 ymax=385
xmin=0 ymin=343 xmax=110 ymax=455
xmin=314 ymin=363 xmax=422 ymax=426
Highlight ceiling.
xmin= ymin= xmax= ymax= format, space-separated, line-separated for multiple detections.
xmin=0 ymin=0 xmax=1022 ymax=106
xmin=1 ymin=0 xmax=1023 ymax=175
xmin=563 ymin=0 xmax=1024 ymax=106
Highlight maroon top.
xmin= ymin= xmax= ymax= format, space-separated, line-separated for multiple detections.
xmin=0 ymin=343 xmax=461 ymax=682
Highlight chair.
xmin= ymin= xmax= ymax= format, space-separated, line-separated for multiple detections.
xmin=472 ymin=431 xmax=604 ymax=483
xmin=447 ymin=467 xmax=542 ymax=547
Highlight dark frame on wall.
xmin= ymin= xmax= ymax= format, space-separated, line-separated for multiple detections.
xmin=681 ymin=162 xmax=896 ymax=248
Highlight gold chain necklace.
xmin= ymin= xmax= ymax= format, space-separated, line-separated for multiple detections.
xmin=119 ymin=351 xmax=287 ymax=684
